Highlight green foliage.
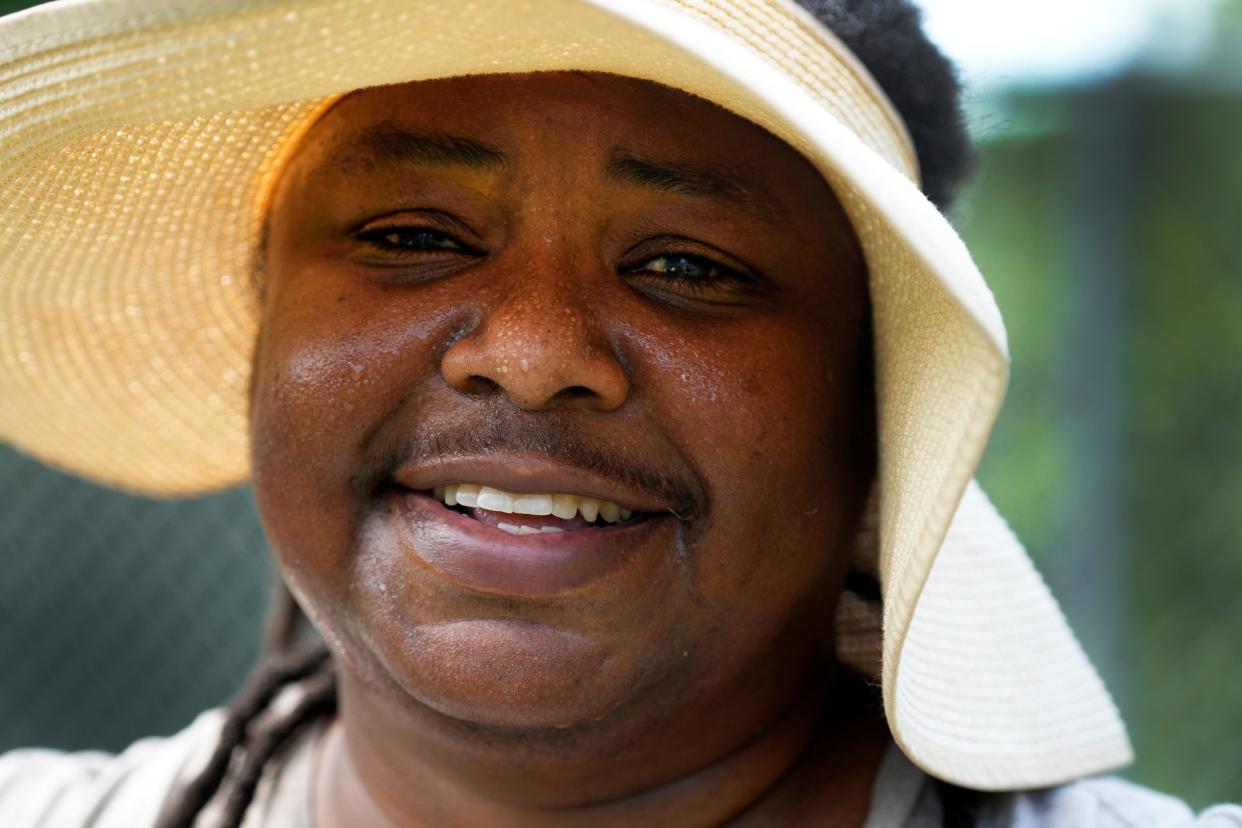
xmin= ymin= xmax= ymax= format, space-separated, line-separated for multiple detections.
xmin=1220 ymin=0 xmax=1242 ymax=22
xmin=961 ymin=119 xmax=1076 ymax=564
xmin=961 ymin=84 xmax=1242 ymax=809
xmin=1122 ymin=88 xmax=1242 ymax=808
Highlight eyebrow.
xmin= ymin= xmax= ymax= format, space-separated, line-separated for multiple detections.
xmin=605 ymin=150 xmax=793 ymax=230
xmin=326 ymin=123 xmax=508 ymax=176
xmin=323 ymin=127 xmax=792 ymax=230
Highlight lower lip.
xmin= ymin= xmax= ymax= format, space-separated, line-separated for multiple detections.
xmin=388 ymin=490 xmax=672 ymax=598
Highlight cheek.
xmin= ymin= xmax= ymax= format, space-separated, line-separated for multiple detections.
xmin=248 ymin=277 xmax=453 ymax=588
xmin=253 ymin=297 xmax=380 ymax=487
xmin=625 ymin=305 xmax=870 ymax=609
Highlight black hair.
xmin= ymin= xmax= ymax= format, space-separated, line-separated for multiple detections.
xmin=159 ymin=3 xmax=978 ymax=825
xmin=796 ymin=0 xmax=976 ymax=211
xmin=154 ymin=623 xmax=335 ymax=828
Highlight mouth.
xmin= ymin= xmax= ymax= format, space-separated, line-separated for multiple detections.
xmin=383 ymin=483 xmax=676 ymax=599
xmin=380 ymin=455 xmax=693 ymax=597
xmin=424 ymin=483 xmax=646 ymax=535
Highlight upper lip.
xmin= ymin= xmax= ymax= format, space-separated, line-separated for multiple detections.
xmin=392 ymin=455 xmax=674 ymax=515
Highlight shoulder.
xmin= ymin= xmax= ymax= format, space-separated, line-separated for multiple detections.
xmin=981 ymin=775 xmax=1242 ymax=828
xmin=0 ymin=709 xmax=224 ymax=828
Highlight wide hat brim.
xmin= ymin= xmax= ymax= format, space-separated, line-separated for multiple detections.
xmin=0 ymin=0 xmax=1131 ymax=789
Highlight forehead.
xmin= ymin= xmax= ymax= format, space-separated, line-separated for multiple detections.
xmin=314 ymin=71 xmax=796 ymax=157
xmin=284 ymin=71 xmax=843 ymax=232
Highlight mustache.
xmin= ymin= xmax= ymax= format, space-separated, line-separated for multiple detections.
xmin=359 ymin=414 xmax=706 ymax=520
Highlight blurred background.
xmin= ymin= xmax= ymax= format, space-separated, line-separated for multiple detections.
xmin=1 ymin=0 xmax=1239 ymax=810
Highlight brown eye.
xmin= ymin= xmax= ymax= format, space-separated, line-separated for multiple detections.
xmin=640 ymin=254 xmax=721 ymax=281
xmin=629 ymin=253 xmax=757 ymax=292
xmin=358 ymin=227 xmax=467 ymax=254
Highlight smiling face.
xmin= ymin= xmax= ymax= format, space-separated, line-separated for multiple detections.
xmin=250 ymin=72 xmax=875 ymax=735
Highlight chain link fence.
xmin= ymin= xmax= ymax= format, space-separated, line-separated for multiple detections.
xmin=0 ymin=454 xmax=272 ymax=752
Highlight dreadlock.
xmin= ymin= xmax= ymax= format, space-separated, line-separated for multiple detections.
xmin=155 ymin=586 xmax=335 ymax=828
xmin=162 ymin=2 xmax=979 ymax=825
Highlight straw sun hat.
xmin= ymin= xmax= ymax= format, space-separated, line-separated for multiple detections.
xmin=0 ymin=0 xmax=1132 ymax=791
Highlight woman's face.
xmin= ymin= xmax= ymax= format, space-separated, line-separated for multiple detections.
xmin=250 ymin=72 xmax=875 ymax=732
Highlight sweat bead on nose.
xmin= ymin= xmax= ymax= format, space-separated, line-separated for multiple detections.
xmin=440 ymin=271 xmax=629 ymax=412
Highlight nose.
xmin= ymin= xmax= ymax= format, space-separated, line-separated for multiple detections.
xmin=440 ymin=274 xmax=630 ymax=413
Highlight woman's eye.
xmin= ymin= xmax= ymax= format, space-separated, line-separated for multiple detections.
xmin=358 ymin=227 xmax=466 ymax=253
xmin=637 ymin=254 xmax=732 ymax=283
xmin=624 ymin=248 xmax=766 ymax=306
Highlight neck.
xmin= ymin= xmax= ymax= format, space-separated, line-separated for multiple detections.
xmin=316 ymin=664 xmax=890 ymax=828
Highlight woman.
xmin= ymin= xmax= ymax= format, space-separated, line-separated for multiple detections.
xmin=0 ymin=0 xmax=1237 ymax=825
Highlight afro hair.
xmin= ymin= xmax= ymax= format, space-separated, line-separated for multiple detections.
xmin=796 ymin=0 xmax=975 ymax=211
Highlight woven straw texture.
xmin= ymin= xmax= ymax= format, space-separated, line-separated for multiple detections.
xmin=0 ymin=0 xmax=1131 ymax=789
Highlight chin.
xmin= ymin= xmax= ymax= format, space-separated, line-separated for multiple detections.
xmin=372 ymin=616 xmax=646 ymax=730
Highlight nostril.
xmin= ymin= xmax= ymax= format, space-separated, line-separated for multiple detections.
xmin=440 ymin=325 xmax=629 ymax=411
xmin=458 ymin=374 xmax=503 ymax=396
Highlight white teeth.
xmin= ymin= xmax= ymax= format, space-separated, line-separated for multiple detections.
xmin=551 ymin=494 xmax=578 ymax=520
xmin=476 ymin=486 xmax=512 ymax=513
xmin=513 ymin=493 xmax=554 ymax=516
xmin=599 ymin=501 xmax=621 ymax=524
xmin=454 ymin=484 xmax=480 ymax=508
xmin=496 ymin=523 xmax=567 ymax=536
xmin=433 ymin=484 xmax=634 ymax=525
